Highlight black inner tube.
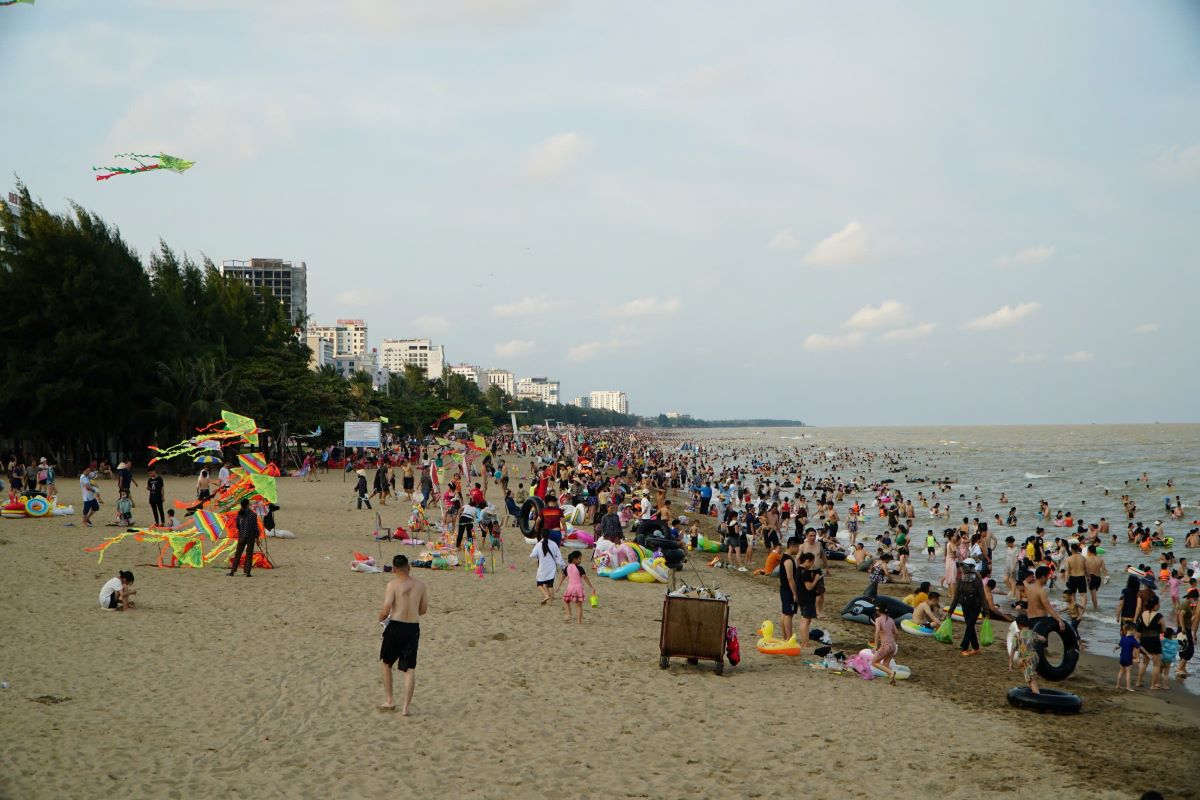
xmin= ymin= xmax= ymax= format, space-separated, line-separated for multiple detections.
xmin=518 ymin=497 xmax=544 ymax=537
xmin=1030 ymin=616 xmax=1079 ymax=682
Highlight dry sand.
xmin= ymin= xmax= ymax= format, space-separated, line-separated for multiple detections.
xmin=2 ymin=470 xmax=1197 ymax=799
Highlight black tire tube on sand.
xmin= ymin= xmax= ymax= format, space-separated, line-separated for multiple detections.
xmin=824 ymin=550 xmax=847 ymax=561
xmin=1030 ymin=616 xmax=1080 ymax=682
xmin=518 ymin=497 xmax=544 ymax=538
xmin=1006 ymin=686 xmax=1082 ymax=714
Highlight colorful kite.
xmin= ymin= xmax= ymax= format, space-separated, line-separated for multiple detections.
xmin=430 ymin=409 xmax=464 ymax=430
xmin=94 ymin=152 xmax=195 ymax=182
xmin=148 ymin=411 xmax=266 ymax=465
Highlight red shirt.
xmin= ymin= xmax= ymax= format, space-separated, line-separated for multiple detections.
xmin=540 ymin=506 xmax=564 ymax=531
xmin=470 ymin=488 xmax=485 ymax=506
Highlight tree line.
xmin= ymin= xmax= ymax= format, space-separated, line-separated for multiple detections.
xmin=0 ymin=183 xmax=637 ymax=471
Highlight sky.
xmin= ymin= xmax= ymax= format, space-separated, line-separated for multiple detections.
xmin=2 ymin=0 xmax=1199 ymax=425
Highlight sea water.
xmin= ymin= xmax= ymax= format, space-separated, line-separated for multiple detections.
xmin=676 ymin=424 xmax=1200 ymax=689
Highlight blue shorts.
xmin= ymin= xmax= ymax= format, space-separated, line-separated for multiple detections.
xmin=83 ymin=499 xmax=100 ymax=514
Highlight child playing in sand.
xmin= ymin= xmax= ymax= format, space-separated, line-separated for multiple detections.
xmin=1115 ymin=623 xmax=1141 ymax=691
xmin=116 ymin=490 xmax=133 ymax=527
xmin=1012 ymin=614 xmax=1045 ymax=695
xmin=556 ymin=550 xmax=595 ymax=623
xmin=99 ymin=570 xmax=136 ymax=611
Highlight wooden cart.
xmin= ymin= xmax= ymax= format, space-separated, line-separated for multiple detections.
xmin=658 ymin=594 xmax=729 ymax=675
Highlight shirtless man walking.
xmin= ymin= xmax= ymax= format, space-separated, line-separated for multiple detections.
xmin=1064 ymin=544 xmax=1089 ymax=609
xmin=1025 ymin=566 xmax=1066 ymax=632
xmin=378 ymin=555 xmax=428 ymax=715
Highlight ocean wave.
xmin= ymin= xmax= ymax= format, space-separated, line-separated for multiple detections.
xmin=1024 ymin=472 xmax=1050 ymax=479
xmin=1096 ymin=460 xmax=1112 ymax=465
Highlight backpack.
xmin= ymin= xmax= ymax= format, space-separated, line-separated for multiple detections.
xmin=725 ymin=626 xmax=740 ymax=666
xmin=958 ymin=575 xmax=981 ymax=606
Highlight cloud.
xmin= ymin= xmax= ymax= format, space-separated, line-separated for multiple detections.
xmin=336 ymin=288 xmax=376 ymax=306
xmin=767 ymin=229 xmax=799 ymax=252
xmin=996 ymin=244 xmax=1055 ymax=267
xmin=412 ymin=315 xmax=450 ymax=332
xmin=1063 ymin=350 xmax=1094 ymax=363
xmin=492 ymin=296 xmax=552 ymax=317
xmin=965 ymin=302 xmax=1041 ymax=331
xmin=612 ymin=297 xmax=681 ymax=316
xmin=802 ymin=221 xmax=868 ymax=267
xmin=845 ymin=300 xmax=906 ymax=330
xmin=1011 ymin=352 xmax=1047 ymax=365
xmin=802 ymin=331 xmax=866 ymax=352
xmin=880 ymin=322 xmax=935 ymax=342
xmin=494 ymin=339 xmax=535 ymax=358
xmin=567 ymin=339 xmax=625 ymax=362
xmin=1133 ymin=323 xmax=1160 ymax=334
xmin=1147 ymin=143 xmax=1200 ymax=182
xmin=524 ymin=132 xmax=588 ymax=180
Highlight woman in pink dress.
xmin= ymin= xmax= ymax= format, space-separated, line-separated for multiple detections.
xmin=942 ymin=532 xmax=958 ymax=588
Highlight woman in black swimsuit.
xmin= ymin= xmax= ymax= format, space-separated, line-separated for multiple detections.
xmin=1136 ymin=594 xmax=1165 ymax=690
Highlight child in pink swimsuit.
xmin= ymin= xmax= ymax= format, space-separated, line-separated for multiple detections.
xmin=872 ymin=603 xmax=900 ymax=685
xmin=557 ymin=550 xmax=596 ymax=624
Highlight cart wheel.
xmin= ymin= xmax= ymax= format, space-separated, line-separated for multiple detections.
xmin=687 ymin=658 xmax=699 ymax=665
xmin=714 ymin=661 xmax=724 ymax=676
xmin=659 ymin=656 xmax=669 ymax=669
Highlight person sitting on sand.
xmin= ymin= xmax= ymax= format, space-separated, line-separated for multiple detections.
xmin=912 ymin=591 xmax=944 ymax=628
xmin=755 ymin=543 xmax=782 ymax=577
xmin=99 ymin=570 xmax=135 ymax=611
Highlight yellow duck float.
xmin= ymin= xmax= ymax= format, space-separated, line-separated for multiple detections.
xmin=756 ymin=620 xmax=803 ymax=656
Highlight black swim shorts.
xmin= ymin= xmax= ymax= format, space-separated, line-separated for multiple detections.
xmin=780 ymin=590 xmax=797 ymax=617
xmin=798 ymin=601 xmax=817 ymax=620
xmin=1066 ymin=575 xmax=1087 ymax=594
xmin=380 ymin=621 xmax=420 ymax=671
xmin=1088 ymin=575 xmax=1101 ymax=591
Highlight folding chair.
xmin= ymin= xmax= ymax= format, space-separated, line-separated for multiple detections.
xmin=373 ymin=511 xmax=394 ymax=541
xmin=503 ymin=496 xmax=521 ymax=528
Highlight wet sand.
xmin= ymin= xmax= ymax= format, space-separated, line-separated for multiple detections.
xmin=1 ymin=471 xmax=1196 ymax=799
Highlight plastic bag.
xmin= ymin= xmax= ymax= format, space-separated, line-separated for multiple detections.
xmin=979 ymin=618 xmax=994 ymax=647
xmin=934 ymin=616 xmax=954 ymax=643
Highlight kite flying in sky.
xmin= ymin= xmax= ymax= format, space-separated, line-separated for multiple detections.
xmin=94 ymin=152 xmax=195 ymax=182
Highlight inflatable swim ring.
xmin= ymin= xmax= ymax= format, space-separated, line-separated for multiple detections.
xmin=756 ymin=621 xmax=802 ymax=656
xmin=518 ymin=497 xmax=544 ymax=538
xmin=900 ymin=619 xmax=935 ymax=637
xmin=695 ymin=534 xmax=722 ymax=553
xmin=1006 ymin=686 xmax=1081 ymax=714
xmin=1029 ymin=616 xmax=1079 ymax=681
xmin=24 ymin=496 xmax=50 ymax=517
xmin=858 ymin=649 xmax=911 ymax=680
xmin=602 ymin=561 xmax=642 ymax=580
xmin=641 ymin=557 xmax=669 ymax=583
xmin=626 ymin=569 xmax=658 ymax=583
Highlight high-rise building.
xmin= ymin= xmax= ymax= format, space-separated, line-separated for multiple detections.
xmin=589 ymin=390 xmax=628 ymax=414
xmin=332 ymin=350 xmax=385 ymax=388
xmin=380 ymin=338 xmax=445 ymax=380
xmin=219 ymin=258 xmax=308 ymax=328
xmin=516 ymin=377 xmax=560 ymax=405
xmin=309 ymin=319 xmax=367 ymax=356
xmin=306 ymin=334 xmax=334 ymax=370
xmin=449 ymin=363 xmax=483 ymax=384
xmin=572 ymin=396 xmax=591 ymax=408
xmin=486 ymin=369 xmax=515 ymax=396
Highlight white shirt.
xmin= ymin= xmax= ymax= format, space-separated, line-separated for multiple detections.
xmin=529 ymin=541 xmax=564 ymax=582
xmin=99 ymin=577 xmax=121 ymax=607
xmin=218 ymin=466 xmax=231 ymax=487
xmin=79 ymin=474 xmax=96 ymax=502
xmin=640 ymin=497 xmax=652 ymax=520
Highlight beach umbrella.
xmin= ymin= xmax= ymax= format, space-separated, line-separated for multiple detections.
xmin=194 ymin=453 xmax=222 ymax=465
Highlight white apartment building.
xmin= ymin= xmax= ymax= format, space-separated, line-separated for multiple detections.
xmin=332 ymin=351 xmax=384 ymax=388
xmin=589 ymin=390 xmax=628 ymax=414
xmin=306 ymin=334 xmax=334 ymax=370
xmin=486 ymin=369 xmax=515 ymax=396
xmin=572 ymin=396 xmax=591 ymax=408
xmin=516 ymin=377 xmax=560 ymax=405
xmin=308 ymin=319 xmax=367 ymax=356
xmin=380 ymin=338 xmax=445 ymax=380
xmin=449 ymin=363 xmax=483 ymax=385
xmin=219 ymin=258 xmax=308 ymax=328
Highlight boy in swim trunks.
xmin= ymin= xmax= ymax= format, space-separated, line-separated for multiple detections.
xmin=378 ymin=555 xmax=428 ymax=715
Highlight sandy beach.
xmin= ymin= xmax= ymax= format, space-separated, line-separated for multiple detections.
xmin=2 ymin=470 xmax=1197 ymax=800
